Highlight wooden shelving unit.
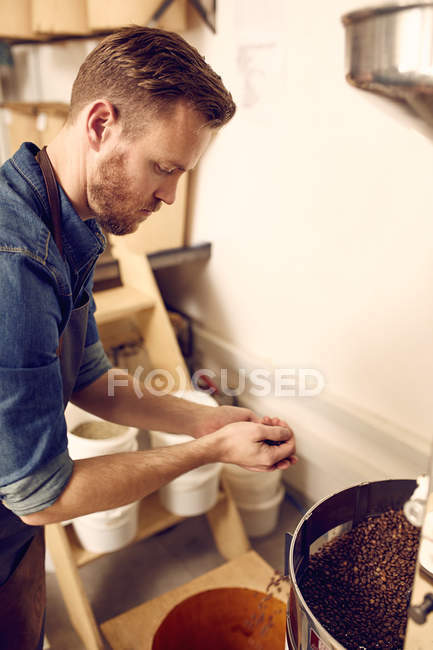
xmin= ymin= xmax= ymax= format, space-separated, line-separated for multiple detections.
xmin=0 ymin=0 xmax=216 ymax=45
xmin=60 ymin=490 xmax=228 ymax=569
xmin=148 ymin=242 xmax=212 ymax=270
xmin=93 ymin=242 xmax=212 ymax=292
xmin=94 ymin=286 xmax=155 ymax=326
xmin=45 ymin=242 xmax=251 ymax=650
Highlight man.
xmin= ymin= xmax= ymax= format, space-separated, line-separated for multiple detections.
xmin=0 ymin=27 xmax=296 ymax=649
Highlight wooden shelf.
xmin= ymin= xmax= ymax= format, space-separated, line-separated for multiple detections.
xmin=0 ymin=101 xmax=68 ymax=114
xmin=93 ymin=243 xmax=212 ymax=291
xmin=67 ymin=493 xmax=183 ymax=567
xmin=0 ymin=30 xmax=114 ymax=46
xmin=94 ymin=286 xmax=155 ymax=325
xmin=44 ymin=247 xmax=248 ymax=650
xmin=0 ymin=0 xmax=215 ymax=45
xmin=148 ymin=242 xmax=211 ymax=270
xmin=64 ymin=490 xmax=226 ymax=567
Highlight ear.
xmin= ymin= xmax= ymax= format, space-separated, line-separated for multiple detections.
xmin=85 ymin=100 xmax=119 ymax=151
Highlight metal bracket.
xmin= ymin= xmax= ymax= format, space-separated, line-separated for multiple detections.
xmin=188 ymin=0 xmax=217 ymax=33
xmin=150 ymin=0 xmax=176 ymax=25
xmin=150 ymin=0 xmax=217 ymax=33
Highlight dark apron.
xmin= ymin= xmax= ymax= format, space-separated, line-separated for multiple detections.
xmin=0 ymin=147 xmax=90 ymax=649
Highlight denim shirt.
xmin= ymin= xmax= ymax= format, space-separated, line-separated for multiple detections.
xmin=0 ymin=142 xmax=112 ymax=516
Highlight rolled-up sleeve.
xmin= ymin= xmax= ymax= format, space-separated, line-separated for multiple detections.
xmin=0 ymin=252 xmax=72 ymax=516
xmin=74 ymin=339 xmax=112 ymax=392
xmin=1 ymin=451 xmax=73 ymax=516
xmin=0 ymin=359 xmax=74 ymax=516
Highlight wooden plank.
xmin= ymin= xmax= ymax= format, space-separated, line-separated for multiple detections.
xmin=45 ymin=524 xmax=104 ymax=650
xmin=0 ymin=0 xmax=37 ymax=40
xmin=109 ymin=243 xmax=191 ymax=390
xmin=205 ymin=475 xmax=251 ymax=560
xmin=32 ymin=0 xmax=88 ymax=35
xmin=100 ymin=550 xmax=285 ymax=650
xmin=147 ymin=242 xmax=211 ymax=270
xmin=94 ymin=285 xmax=155 ymax=325
xmin=66 ymin=493 xmax=184 ymax=567
xmin=87 ymin=0 xmax=186 ymax=33
xmin=66 ymin=490 xmax=226 ymax=567
xmin=0 ymin=102 xmax=69 ymax=114
xmin=96 ymin=315 xmax=146 ymax=351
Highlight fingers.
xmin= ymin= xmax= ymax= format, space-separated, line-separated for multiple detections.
xmin=260 ymin=417 xmax=296 ymax=467
xmin=272 ymin=455 xmax=299 ymax=470
xmin=266 ymin=442 xmax=296 ymax=466
xmin=212 ymin=418 xmax=297 ymax=472
xmin=259 ymin=423 xmax=295 ymax=445
xmin=259 ymin=424 xmax=296 ymax=468
xmin=247 ymin=411 xmax=262 ymax=424
xmin=261 ymin=415 xmax=289 ymax=428
xmin=272 ymin=459 xmax=291 ymax=470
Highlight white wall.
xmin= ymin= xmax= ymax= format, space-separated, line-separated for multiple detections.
xmin=157 ymin=0 xmax=433 ymax=500
xmin=2 ymin=1 xmax=432 ymax=502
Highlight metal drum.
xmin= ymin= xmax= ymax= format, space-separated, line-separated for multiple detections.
xmin=285 ymin=479 xmax=417 ymax=649
xmin=342 ymin=2 xmax=433 ymax=136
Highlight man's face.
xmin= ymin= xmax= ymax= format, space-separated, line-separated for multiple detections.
xmin=86 ymin=101 xmax=213 ymax=235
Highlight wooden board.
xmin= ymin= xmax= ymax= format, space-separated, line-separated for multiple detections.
xmin=101 ymin=550 xmax=285 ymax=650
xmin=65 ymin=490 xmax=227 ymax=567
xmin=94 ymin=286 xmax=155 ymax=325
xmin=65 ymin=492 xmax=185 ymax=567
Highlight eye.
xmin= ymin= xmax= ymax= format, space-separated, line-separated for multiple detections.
xmin=155 ymin=163 xmax=176 ymax=175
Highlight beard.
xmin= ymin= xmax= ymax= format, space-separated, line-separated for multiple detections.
xmin=87 ymin=151 xmax=160 ymax=235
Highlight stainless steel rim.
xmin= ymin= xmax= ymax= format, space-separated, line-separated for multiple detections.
xmin=287 ymin=479 xmax=417 ymax=649
xmin=342 ymin=1 xmax=433 ymax=26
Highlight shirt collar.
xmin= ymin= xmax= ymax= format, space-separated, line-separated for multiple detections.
xmin=12 ymin=142 xmax=105 ymax=273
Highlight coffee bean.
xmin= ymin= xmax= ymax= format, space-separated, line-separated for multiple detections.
xmin=299 ymin=508 xmax=420 ymax=649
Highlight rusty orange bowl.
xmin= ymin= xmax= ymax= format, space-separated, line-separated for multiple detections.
xmin=152 ymin=587 xmax=286 ymax=650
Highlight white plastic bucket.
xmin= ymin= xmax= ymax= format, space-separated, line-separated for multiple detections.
xmin=159 ymin=463 xmax=221 ymax=516
xmin=72 ymin=501 xmax=140 ymax=553
xmin=65 ymin=403 xmax=140 ymax=552
xmin=65 ymin=402 xmax=139 ymax=459
xmin=149 ymin=390 xmax=221 ymax=516
xmin=236 ymin=484 xmax=286 ymax=538
xmin=222 ymin=465 xmax=282 ymax=505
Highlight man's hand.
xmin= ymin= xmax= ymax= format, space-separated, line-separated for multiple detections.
xmin=194 ymin=405 xmax=297 ymax=470
xmin=194 ymin=404 xmax=261 ymax=436
xmin=206 ymin=419 xmax=297 ymax=471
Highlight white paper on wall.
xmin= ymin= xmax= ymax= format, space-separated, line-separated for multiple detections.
xmin=234 ymin=0 xmax=288 ymax=122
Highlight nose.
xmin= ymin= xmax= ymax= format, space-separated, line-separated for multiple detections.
xmin=154 ymin=176 xmax=179 ymax=206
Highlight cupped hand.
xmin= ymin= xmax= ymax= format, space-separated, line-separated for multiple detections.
xmin=209 ymin=420 xmax=296 ymax=472
xmin=195 ymin=404 xmax=261 ymax=437
xmin=260 ymin=415 xmax=298 ymax=468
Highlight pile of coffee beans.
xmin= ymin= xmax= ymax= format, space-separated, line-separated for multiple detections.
xmin=300 ymin=509 xmax=420 ymax=649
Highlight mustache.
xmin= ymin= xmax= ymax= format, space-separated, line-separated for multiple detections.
xmin=143 ymin=200 xmax=162 ymax=213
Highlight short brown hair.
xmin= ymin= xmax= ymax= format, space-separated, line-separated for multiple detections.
xmin=69 ymin=26 xmax=236 ymax=130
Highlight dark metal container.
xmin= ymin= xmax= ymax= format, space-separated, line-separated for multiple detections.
xmin=285 ymin=479 xmax=416 ymax=649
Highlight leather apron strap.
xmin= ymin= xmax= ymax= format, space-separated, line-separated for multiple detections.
xmin=36 ymin=147 xmax=63 ymax=257
xmin=36 ymin=146 xmax=90 ymax=406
